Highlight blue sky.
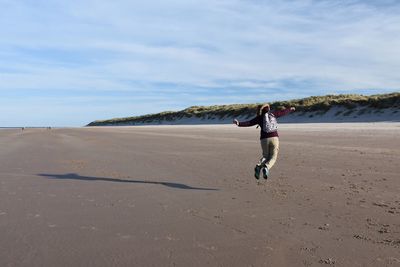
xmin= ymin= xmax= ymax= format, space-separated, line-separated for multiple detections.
xmin=1 ymin=0 xmax=399 ymax=126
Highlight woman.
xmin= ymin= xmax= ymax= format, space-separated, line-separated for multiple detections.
xmin=233 ymin=104 xmax=295 ymax=180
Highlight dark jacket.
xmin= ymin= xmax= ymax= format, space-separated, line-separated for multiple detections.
xmin=238 ymin=108 xmax=292 ymax=139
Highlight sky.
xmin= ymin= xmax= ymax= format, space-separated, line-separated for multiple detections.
xmin=1 ymin=0 xmax=399 ymax=126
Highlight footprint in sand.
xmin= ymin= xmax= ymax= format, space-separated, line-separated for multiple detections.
xmin=165 ymin=234 xmax=179 ymax=241
xmin=80 ymin=226 xmax=98 ymax=231
xmin=117 ymin=233 xmax=132 ymax=239
xmin=60 ymin=159 xmax=88 ymax=170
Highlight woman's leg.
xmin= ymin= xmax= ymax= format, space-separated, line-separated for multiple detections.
xmin=260 ymin=138 xmax=269 ymax=164
xmin=254 ymin=139 xmax=269 ymax=179
xmin=266 ymin=137 xmax=279 ymax=170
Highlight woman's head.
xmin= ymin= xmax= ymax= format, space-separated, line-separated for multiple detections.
xmin=257 ymin=103 xmax=270 ymax=115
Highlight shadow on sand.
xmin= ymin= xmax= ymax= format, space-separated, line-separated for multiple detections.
xmin=38 ymin=173 xmax=218 ymax=191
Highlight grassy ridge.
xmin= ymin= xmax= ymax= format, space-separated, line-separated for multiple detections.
xmin=87 ymin=92 xmax=400 ymax=126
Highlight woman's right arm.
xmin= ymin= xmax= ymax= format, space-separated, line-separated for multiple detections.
xmin=233 ymin=116 xmax=260 ymax=127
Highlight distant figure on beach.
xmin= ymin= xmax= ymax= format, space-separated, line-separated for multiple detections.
xmin=233 ymin=104 xmax=295 ymax=180
xmin=21 ymin=127 xmax=25 ymax=131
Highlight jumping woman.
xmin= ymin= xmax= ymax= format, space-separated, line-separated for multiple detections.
xmin=233 ymin=104 xmax=295 ymax=180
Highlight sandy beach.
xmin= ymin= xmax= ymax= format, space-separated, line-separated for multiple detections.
xmin=1 ymin=123 xmax=399 ymax=267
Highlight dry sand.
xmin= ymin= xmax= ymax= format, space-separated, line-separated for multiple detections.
xmin=1 ymin=123 xmax=399 ymax=267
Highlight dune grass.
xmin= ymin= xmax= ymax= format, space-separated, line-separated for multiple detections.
xmin=87 ymin=92 xmax=400 ymax=126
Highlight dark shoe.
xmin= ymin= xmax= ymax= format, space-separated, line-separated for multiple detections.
xmin=262 ymin=167 xmax=269 ymax=179
xmin=254 ymin=164 xmax=262 ymax=180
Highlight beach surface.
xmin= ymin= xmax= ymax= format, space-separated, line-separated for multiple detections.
xmin=1 ymin=123 xmax=399 ymax=266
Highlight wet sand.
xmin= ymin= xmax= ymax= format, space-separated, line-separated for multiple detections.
xmin=1 ymin=124 xmax=399 ymax=266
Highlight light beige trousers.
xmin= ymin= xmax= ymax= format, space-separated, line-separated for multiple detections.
xmin=260 ymin=137 xmax=279 ymax=170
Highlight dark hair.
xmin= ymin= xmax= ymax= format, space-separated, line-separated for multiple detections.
xmin=256 ymin=105 xmax=263 ymax=115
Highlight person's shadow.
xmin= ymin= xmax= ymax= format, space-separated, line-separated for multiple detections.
xmin=38 ymin=173 xmax=218 ymax=191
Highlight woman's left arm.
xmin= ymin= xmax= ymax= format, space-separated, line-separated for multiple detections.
xmin=273 ymin=107 xmax=295 ymax=118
